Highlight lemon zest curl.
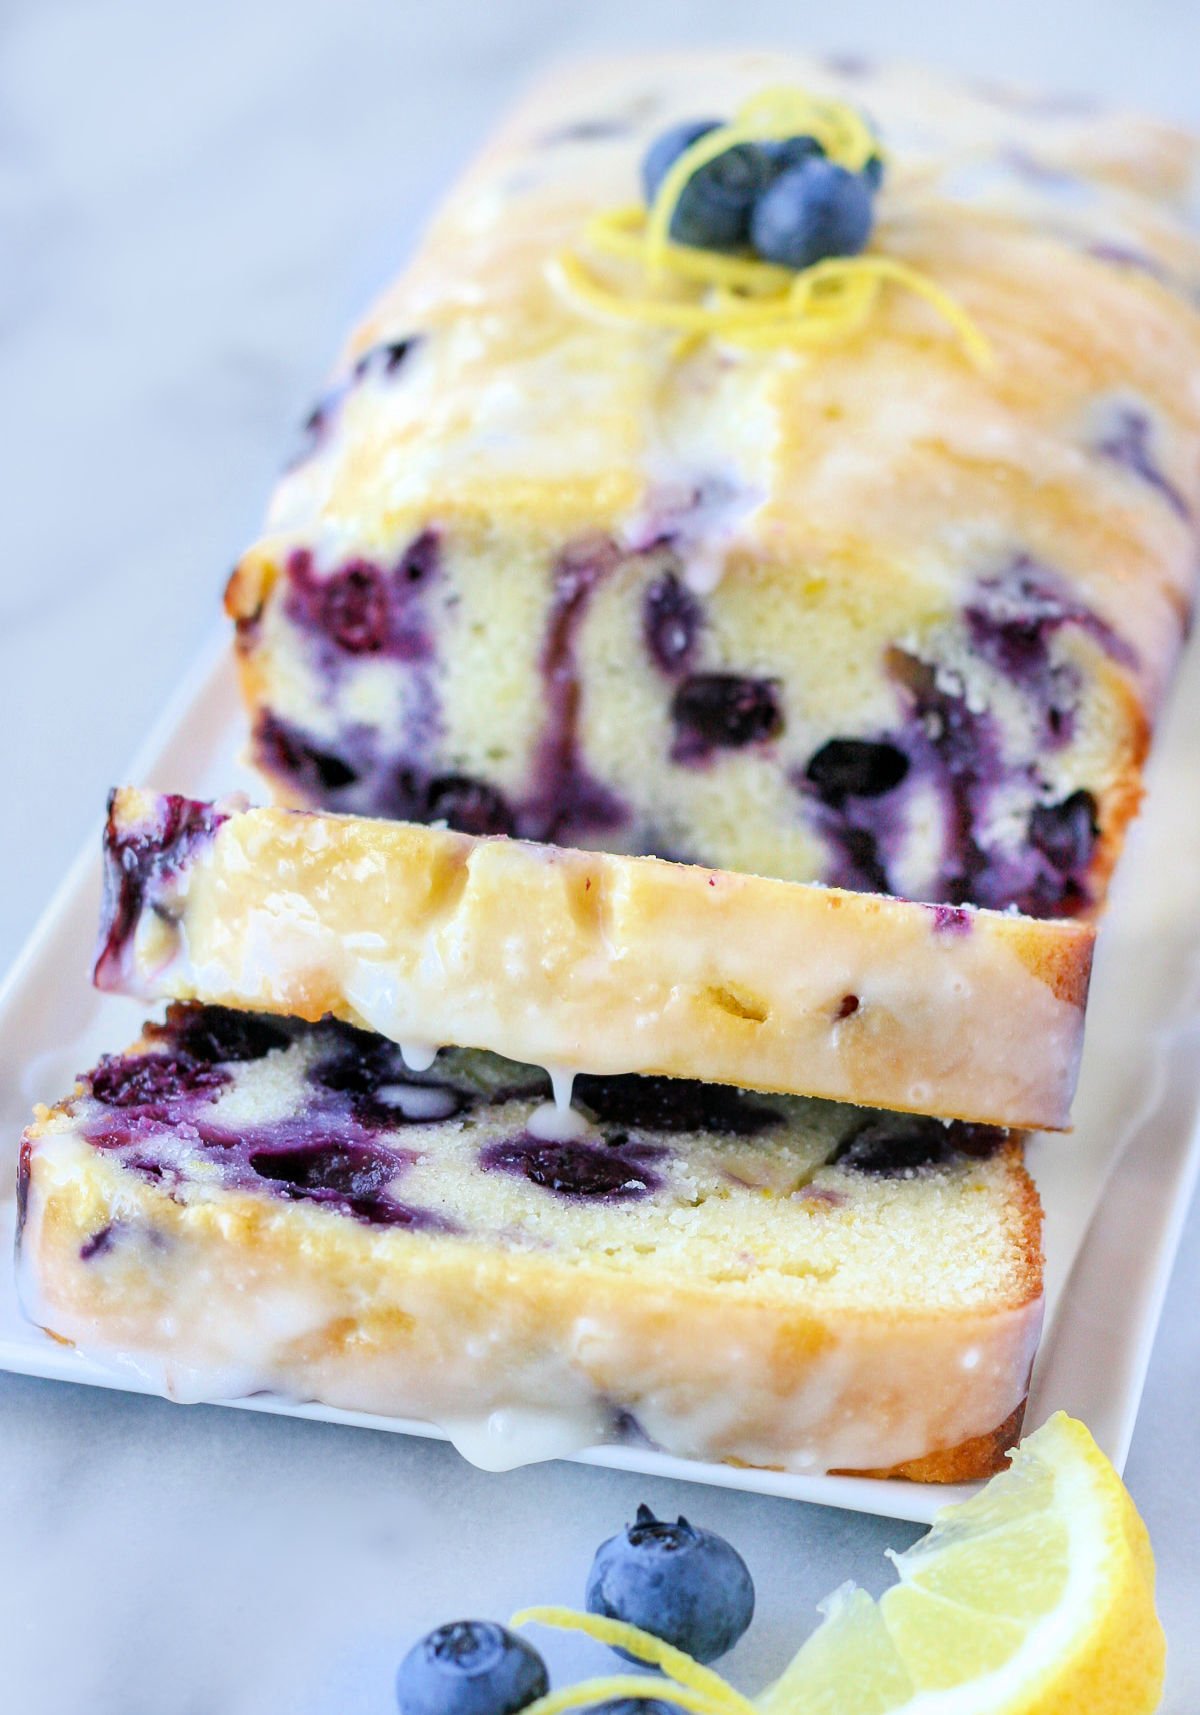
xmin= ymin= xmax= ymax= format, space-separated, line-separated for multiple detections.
xmin=555 ymin=85 xmax=992 ymax=369
xmin=512 ymin=1606 xmax=757 ymax=1715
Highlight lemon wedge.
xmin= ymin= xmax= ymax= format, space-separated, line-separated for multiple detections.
xmin=516 ymin=1413 xmax=1165 ymax=1715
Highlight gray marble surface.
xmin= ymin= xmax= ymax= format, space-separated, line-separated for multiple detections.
xmin=1 ymin=1 xmax=1197 ymax=1709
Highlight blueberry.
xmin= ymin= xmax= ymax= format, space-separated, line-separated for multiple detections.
xmin=253 ymin=711 xmax=361 ymax=795
xmin=573 ymin=1073 xmax=780 ymax=1137
xmin=591 ymin=1702 xmax=683 ymax=1715
xmin=762 ymin=134 xmax=825 ymax=174
xmin=88 ymin=1050 xmax=228 ymax=1111
xmin=1028 ymin=790 xmax=1098 ymax=875
xmin=480 ymin=1137 xmax=662 ymax=1200
xmin=641 ymin=121 xmax=772 ymax=251
xmin=750 ymin=158 xmax=875 ymax=269
xmin=166 ymin=1006 xmax=291 ymax=1065
xmin=585 ymin=1504 xmax=754 ymax=1665
xmin=670 ymin=144 xmax=772 ymax=250
xmin=862 ymin=153 xmax=885 ymax=191
xmin=671 ymin=673 xmax=783 ymax=758
xmin=640 ymin=119 xmax=722 ymax=203
xmin=833 ymin=1116 xmax=1004 ymax=1177
xmin=425 ymin=774 xmax=516 ymax=837
xmin=320 ymin=560 xmax=390 ymax=653
xmin=248 ymin=1140 xmax=404 ymax=1201
xmin=804 ymin=738 xmax=909 ymax=803
xmin=643 ymin=573 xmax=702 ymax=674
xmin=353 ymin=336 xmax=419 ymax=379
xmin=396 ymin=1621 xmax=548 ymax=1715
xmin=284 ymin=534 xmax=437 ymax=662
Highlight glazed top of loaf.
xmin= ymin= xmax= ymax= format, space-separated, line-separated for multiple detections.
xmin=255 ymin=52 xmax=1200 ymax=713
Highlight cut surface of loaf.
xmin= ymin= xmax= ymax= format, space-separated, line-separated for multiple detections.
xmin=19 ymin=1004 xmax=1043 ymax=1479
xmin=95 ymin=788 xmax=1094 ymax=1129
xmin=225 ymin=51 xmax=1200 ymax=918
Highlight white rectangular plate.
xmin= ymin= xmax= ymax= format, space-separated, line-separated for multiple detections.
xmin=2 ymin=629 xmax=1199 ymax=1525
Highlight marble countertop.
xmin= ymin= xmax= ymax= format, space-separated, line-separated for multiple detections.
xmin=1 ymin=1 xmax=1197 ymax=1709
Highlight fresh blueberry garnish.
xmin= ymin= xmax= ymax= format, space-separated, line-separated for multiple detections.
xmin=1028 ymin=790 xmax=1098 ymax=876
xmin=671 ymin=674 xmax=783 ymax=757
xmin=586 ymin=1503 xmax=755 ymax=1665
xmin=591 ymin=1702 xmax=682 ymax=1715
xmin=396 ymin=1620 xmax=548 ymax=1715
xmin=805 ymin=738 xmax=909 ymax=803
xmin=573 ymin=1073 xmax=780 ymax=1136
xmin=750 ymin=158 xmax=874 ymax=269
xmin=640 ymin=119 xmax=722 ymax=203
xmin=643 ymin=572 xmax=702 ymax=674
xmin=861 ymin=152 xmax=885 ymax=191
xmin=642 ymin=120 xmax=771 ymax=251
xmin=833 ymin=1116 xmax=1004 ymax=1177
xmin=762 ymin=134 xmax=825 ymax=174
xmin=670 ymin=143 xmax=772 ymax=250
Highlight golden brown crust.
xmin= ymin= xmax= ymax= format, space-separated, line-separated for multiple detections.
xmin=223 ymin=551 xmax=277 ymax=629
xmin=843 ymin=1401 xmax=1028 ymax=1482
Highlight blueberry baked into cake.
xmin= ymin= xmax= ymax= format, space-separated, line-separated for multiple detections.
xmin=226 ymin=52 xmax=1200 ymax=918
xmin=17 ymin=52 xmax=1200 ymax=1485
xmin=18 ymin=1005 xmax=1041 ymax=1479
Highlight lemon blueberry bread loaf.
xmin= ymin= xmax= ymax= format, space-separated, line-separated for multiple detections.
xmin=94 ymin=788 xmax=1094 ymax=1129
xmin=225 ymin=52 xmax=1200 ymax=917
xmin=18 ymin=1003 xmax=1042 ymax=1479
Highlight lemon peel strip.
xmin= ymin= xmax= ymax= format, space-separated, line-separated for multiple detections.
xmin=733 ymin=86 xmax=878 ymax=170
xmin=518 ymin=1677 xmax=723 ymax=1715
xmin=841 ymin=256 xmax=996 ymax=371
xmin=512 ymin=1606 xmax=756 ymax=1715
xmin=586 ymin=207 xmax=795 ymax=295
xmin=559 ymin=85 xmax=990 ymax=367
xmin=554 ymin=246 xmax=991 ymax=365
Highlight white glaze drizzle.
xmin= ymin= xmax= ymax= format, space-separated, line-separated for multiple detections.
xmin=373 ymin=1083 xmax=460 ymax=1122
xmin=398 ymin=1039 xmax=438 ymax=1073
xmin=525 ymin=1066 xmax=591 ymax=1143
xmin=441 ymin=1405 xmax=610 ymax=1472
